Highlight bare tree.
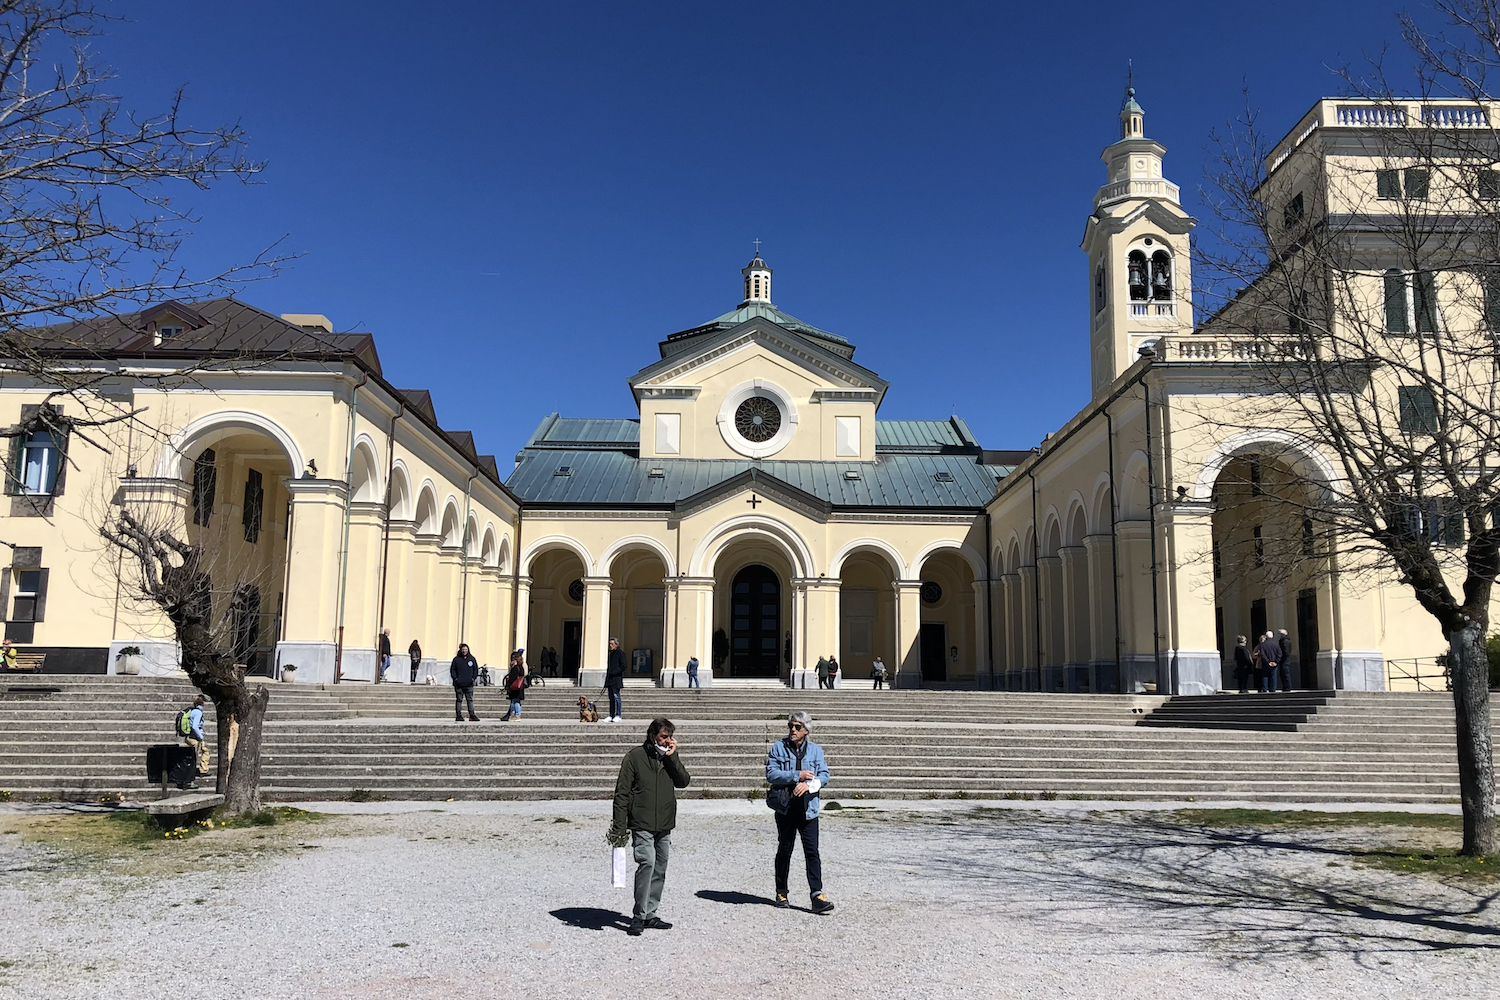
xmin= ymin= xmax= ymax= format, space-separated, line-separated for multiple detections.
xmin=100 ymin=507 xmax=270 ymax=812
xmin=1194 ymin=2 xmax=1500 ymax=855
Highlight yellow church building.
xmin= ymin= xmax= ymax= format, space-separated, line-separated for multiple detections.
xmin=0 ymin=89 xmax=1479 ymax=694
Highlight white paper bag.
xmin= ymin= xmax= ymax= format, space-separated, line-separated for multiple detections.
xmin=611 ymin=846 xmax=628 ymax=889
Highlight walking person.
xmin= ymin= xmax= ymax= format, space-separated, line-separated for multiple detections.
xmin=505 ymin=650 xmax=527 ymax=720
xmin=1277 ymin=629 xmax=1294 ymax=691
xmin=765 ymin=711 xmax=835 ymax=913
xmin=451 ymin=643 xmax=480 ymax=722
xmin=408 ymin=639 xmax=422 ymax=684
xmin=1232 ymin=636 xmax=1253 ymax=694
xmin=608 ymin=717 xmax=691 ymax=936
xmin=378 ymin=628 xmax=392 ymax=682
xmin=815 ymin=655 xmax=830 ymax=689
xmin=827 ymin=656 xmax=839 ymax=689
xmin=1256 ymin=632 xmax=1283 ymax=693
xmin=685 ymin=655 xmax=700 ymax=689
xmin=605 ymin=637 xmax=626 ymax=722
xmin=181 ymin=694 xmax=211 ymax=778
xmin=872 ymin=655 xmax=887 ymax=690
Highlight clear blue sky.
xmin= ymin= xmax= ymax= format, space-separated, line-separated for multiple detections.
xmin=103 ymin=1 xmax=1417 ymax=459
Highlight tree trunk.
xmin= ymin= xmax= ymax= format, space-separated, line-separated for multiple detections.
xmin=223 ymin=685 xmax=270 ymax=814
xmin=1448 ymin=623 xmax=1498 ymax=855
xmin=214 ymin=699 xmax=233 ymax=795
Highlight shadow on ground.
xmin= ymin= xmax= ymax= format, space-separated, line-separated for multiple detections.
xmin=549 ymin=906 xmax=630 ymax=931
xmin=696 ymin=889 xmax=781 ymax=907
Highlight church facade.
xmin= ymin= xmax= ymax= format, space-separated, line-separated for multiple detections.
xmin=0 ymin=90 xmax=1480 ymax=693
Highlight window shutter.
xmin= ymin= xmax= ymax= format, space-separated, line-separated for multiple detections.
xmin=1415 ymin=271 xmax=1438 ymax=333
xmin=1377 ymin=169 xmax=1400 ymax=199
xmin=1384 ymin=272 xmax=1409 ymax=333
xmin=33 ymin=568 xmax=48 ymax=622
xmin=1405 ymin=168 xmax=1430 ymax=199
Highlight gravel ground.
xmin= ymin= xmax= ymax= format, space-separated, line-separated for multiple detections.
xmin=1 ymin=799 xmax=1496 ymax=1000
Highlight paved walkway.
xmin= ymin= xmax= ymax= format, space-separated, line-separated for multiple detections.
xmin=0 ymin=801 xmax=1493 ymax=999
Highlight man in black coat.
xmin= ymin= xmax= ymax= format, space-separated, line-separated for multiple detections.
xmin=451 ymin=643 xmax=480 ymax=722
xmin=1255 ymin=633 xmax=1283 ymax=693
xmin=605 ymin=638 xmax=627 ymax=722
xmin=1276 ymin=629 xmax=1294 ymax=691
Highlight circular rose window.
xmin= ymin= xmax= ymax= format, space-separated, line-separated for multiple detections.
xmin=735 ymin=396 xmax=782 ymax=443
xmin=920 ymin=581 xmax=943 ymax=605
xmin=567 ymin=579 xmax=585 ymax=603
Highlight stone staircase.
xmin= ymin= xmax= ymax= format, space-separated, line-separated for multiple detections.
xmin=0 ymin=677 xmax=1487 ymax=804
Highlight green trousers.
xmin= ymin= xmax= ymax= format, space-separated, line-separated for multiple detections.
xmin=631 ymin=829 xmax=671 ymax=919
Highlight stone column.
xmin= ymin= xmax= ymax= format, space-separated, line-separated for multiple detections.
xmin=1113 ymin=520 xmax=1158 ymax=693
xmin=110 ymin=477 xmax=192 ymax=674
xmin=998 ymin=573 xmax=1019 ymax=688
xmin=340 ymin=500 xmax=387 ymax=682
xmin=1161 ymin=502 xmax=1220 ymax=696
xmin=1017 ymin=565 xmax=1038 ymax=690
xmin=277 ymin=477 xmax=348 ymax=684
xmin=1083 ymin=534 xmax=1119 ymax=693
xmin=381 ymin=520 xmax=417 ymax=683
xmin=788 ymin=580 xmax=809 ymax=686
xmin=673 ymin=577 xmax=713 ymax=683
xmin=971 ymin=580 xmax=992 ymax=688
xmin=1327 ymin=537 xmax=1385 ymax=690
xmin=1059 ymin=546 xmax=1090 ymax=691
xmin=894 ymin=579 xmax=923 ymax=688
xmin=512 ymin=576 xmax=532 ymax=659
xmin=1036 ymin=555 xmax=1063 ymax=691
xmin=795 ymin=578 xmax=839 ymax=688
xmin=579 ymin=575 xmax=612 ymax=687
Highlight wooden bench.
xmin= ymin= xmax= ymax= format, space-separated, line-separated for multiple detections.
xmin=4 ymin=651 xmax=46 ymax=672
xmin=144 ymin=792 xmax=225 ymax=829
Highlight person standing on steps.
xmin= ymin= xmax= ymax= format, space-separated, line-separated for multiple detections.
xmin=871 ymin=655 xmax=887 ymax=690
xmin=827 ymin=656 xmax=839 ymax=689
xmin=1256 ymin=632 xmax=1283 ymax=693
xmin=1277 ymin=629 xmax=1294 ymax=691
xmin=605 ymin=637 xmax=626 ymax=721
xmin=451 ymin=643 xmax=480 ymax=722
xmin=1232 ymin=636 xmax=1253 ymax=694
xmin=765 ymin=711 xmax=834 ymax=914
xmin=815 ymin=655 xmax=830 ymax=689
xmin=505 ymin=650 xmax=527 ymax=720
xmin=685 ymin=655 xmax=700 ymax=689
xmin=408 ymin=638 xmax=423 ymax=684
xmin=182 ymin=694 xmax=210 ymax=778
xmin=608 ymin=717 xmax=691 ymax=936
xmin=378 ymin=628 xmax=392 ymax=683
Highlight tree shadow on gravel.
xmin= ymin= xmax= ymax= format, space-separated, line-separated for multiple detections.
xmin=897 ymin=812 xmax=1500 ymax=959
xmin=549 ymin=906 xmax=630 ymax=931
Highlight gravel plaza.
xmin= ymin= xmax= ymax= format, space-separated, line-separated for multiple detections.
xmin=1 ymin=798 xmax=1496 ymax=1000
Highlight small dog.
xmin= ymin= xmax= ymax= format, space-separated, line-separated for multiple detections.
xmin=578 ymin=696 xmax=599 ymax=723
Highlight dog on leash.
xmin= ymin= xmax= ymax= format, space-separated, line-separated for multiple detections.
xmin=577 ymin=696 xmax=599 ymax=723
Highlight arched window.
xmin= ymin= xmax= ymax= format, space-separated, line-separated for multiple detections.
xmin=1094 ymin=264 xmax=1106 ymax=314
xmin=1150 ymin=250 xmax=1173 ymax=301
xmin=1127 ymin=251 xmax=1148 ymax=301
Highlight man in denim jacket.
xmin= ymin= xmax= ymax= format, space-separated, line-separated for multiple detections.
xmin=765 ymin=710 xmax=835 ymax=913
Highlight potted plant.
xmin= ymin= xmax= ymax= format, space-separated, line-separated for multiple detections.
xmin=281 ymin=663 xmax=297 ymax=683
xmin=115 ymin=646 xmax=142 ymax=675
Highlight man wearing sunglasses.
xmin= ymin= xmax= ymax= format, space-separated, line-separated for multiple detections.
xmin=765 ymin=711 xmax=835 ymax=913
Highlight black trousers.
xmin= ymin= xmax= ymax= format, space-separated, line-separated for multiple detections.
xmin=774 ymin=809 xmax=823 ymax=896
xmin=454 ymin=684 xmax=476 ymax=719
xmin=410 ymin=656 xmax=420 ymax=683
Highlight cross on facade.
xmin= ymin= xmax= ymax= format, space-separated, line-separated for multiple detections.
xmin=747 ymin=494 xmax=761 ymax=508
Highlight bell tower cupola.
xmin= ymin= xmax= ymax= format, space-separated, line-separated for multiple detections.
xmin=1080 ymin=83 xmax=1197 ymax=399
xmin=742 ymin=248 xmax=772 ymax=304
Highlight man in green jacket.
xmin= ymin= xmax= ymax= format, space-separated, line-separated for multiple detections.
xmin=608 ymin=717 xmax=691 ymax=936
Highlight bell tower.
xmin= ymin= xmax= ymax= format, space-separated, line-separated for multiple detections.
xmin=1080 ymin=86 xmax=1196 ymax=397
xmin=742 ymin=250 xmax=772 ymax=304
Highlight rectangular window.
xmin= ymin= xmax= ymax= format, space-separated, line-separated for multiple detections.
xmin=835 ymin=416 xmax=860 ymax=457
xmin=1485 ymin=272 xmax=1500 ymax=331
xmin=1377 ymin=169 xmax=1401 ymax=199
xmin=1414 ymin=271 xmax=1438 ymax=333
xmin=1302 ymin=517 xmax=1316 ymax=558
xmin=20 ymin=431 xmax=60 ymax=495
xmin=1480 ymin=169 xmax=1500 ymax=200
xmin=1384 ymin=271 xmax=1409 ymax=333
xmin=1253 ymin=525 xmax=1264 ymax=567
xmin=1404 ymin=168 xmax=1430 ymax=199
xmin=1249 ymin=454 xmax=1263 ymax=496
xmin=242 ymin=468 xmax=264 ymax=544
xmin=11 ymin=569 xmax=41 ymax=621
xmin=1398 ymin=385 xmax=1440 ymax=434
xmin=654 ymin=413 xmax=680 ymax=455
xmin=192 ymin=449 xmax=216 ymax=525
xmin=1426 ymin=499 xmax=1465 ymax=547
xmin=1283 ymin=192 xmax=1305 ymax=228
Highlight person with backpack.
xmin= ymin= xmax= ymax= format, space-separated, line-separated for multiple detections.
xmin=178 ymin=694 xmax=210 ymax=777
xmin=450 ymin=643 xmax=480 ymax=722
xmin=505 ymin=650 xmax=528 ymax=720
xmin=765 ymin=710 xmax=835 ymax=913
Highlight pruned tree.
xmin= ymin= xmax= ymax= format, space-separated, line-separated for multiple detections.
xmin=100 ymin=506 xmax=270 ymax=812
xmin=1192 ymin=1 xmax=1500 ymax=855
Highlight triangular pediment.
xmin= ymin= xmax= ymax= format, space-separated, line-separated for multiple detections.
xmin=673 ymin=468 xmax=831 ymax=521
xmin=629 ymin=318 xmax=888 ymax=405
xmin=1081 ymin=199 xmax=1197 ymax=250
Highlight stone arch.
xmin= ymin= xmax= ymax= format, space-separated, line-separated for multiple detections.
xmin=830 ymin=538 xmax=906 ymax=579
xmin=691 ymin=514 xmax=815 ymax=578
xmin=520 ymin=535 xmax=594 ymax=577
xmin=1006 ymin=536 xmax=1024 ymax=574
xmin=1063 ymin=492 xmax=1090 ymax=546
xmin=1121 ymin=451 xmax=1152 ymax=519
xmin=465 ymin=512 xmax=481 ymax=557
xmin=480 ymin=525 xmax=498 ymax=567
xmin=1090 ymin=478 xmax=1115 ymax=535
xmin=439 ymin=500 xmax=462 ymax=547
xmin=413 ymin=482 xmax=439 ymax=535
xmin=388 ymin=462 xmax=413 ymax=520
xmin=598 ymin=535 xmax=678 ymax=577
xmin=1039 ymin=512 xmax=1063 ymax=558
xmin=496 ymin=534 xmax=512 ymax=573
xmin=909 ymin=539 xmax=986 ymax=580
xmin=1192 ymin=430 xmax=1339 ymax=503
xmin=155 ymin=409 xmax=304 ymax=480
xmin=350 ymin=436 xmax=382 ymax=502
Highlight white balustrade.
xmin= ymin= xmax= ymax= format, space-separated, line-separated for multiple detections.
xmin=1422 ymin=104 xmax=1490 ymax=127
xmin=1336 ymin=104 xmax=1408 ymax=126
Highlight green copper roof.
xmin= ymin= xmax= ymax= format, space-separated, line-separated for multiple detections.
xmin=661 ymin=300 xmax=851 ymax=359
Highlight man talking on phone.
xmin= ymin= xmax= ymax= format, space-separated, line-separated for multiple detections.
xmin=608 ymin=717 xmax=691 ymax=936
